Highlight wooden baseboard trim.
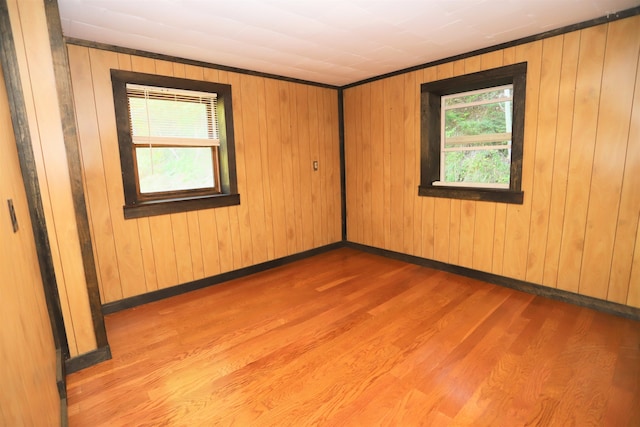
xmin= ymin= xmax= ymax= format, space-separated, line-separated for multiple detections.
xmin=345 ymin=241 xmax=640 ymax=321
xmin=102 ymin=242 xmax=344 ymax=315
xmin=57 ymin=348 xmax=68 ymax=427
xmin=60 ymin=395 xmax=68 ymax=427
xmin=56 ymin=348 xmax=66 ymax=399
xmin=65 ymin=345 xmax=112 ymax=374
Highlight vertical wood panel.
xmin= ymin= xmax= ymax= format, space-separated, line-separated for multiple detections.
xmin=458 ymin=201 xmax=475 ymax=268
xmin=492 ymin=204 xmax=507 ymax=275
xmin=556 ymin=25 xmax=607 ymax=293
xmin=389 ymin=75 xmax=405 ymax=253
xmin=402 ymin=72 xmax=416 ymax=256
xmin=382 ymin=79 xmax=392 ymax=248
xmin=257 ymin=78 xmax=275 ymax=260
xmin=278 ymin=81 xmax=297 ymax=254
xmin=199 ymin=208 xmax=221 ymax=278
xmin=542 ymin=31 xmax=580 ymax=289
xmin=288 ymin=82 xmax=304 ymax=253
xmin=502 ymin=40 xmax=543 ymax=281
xmin=315 ymin=87 xmax=328 ymax=247
xmin=579 ymin=18 xmax=640 ymax=300
xmin=361 ymin=84 xmax=373 ymax=247
xmin=213 ymin=208 xmax=231 ymax=274
xmin=67 ymin=45 xmax=121 ymax=301
xmin=610 ymin=42 xmax=640 ymax=305
xmin=525 ymin=35 xmax=563 ymax=284
xmin=228 ymin=72 xmax=253 ymax=267
xmin=150 ymin=215 xmax=179 ymax=289
xmin=264 ymin=79 xmax=287 ymax=259
xmin=308 ymin=86 xmax=323 ymax=248
xmin=295 ymin=84 xmax=314 ymax=251
xmin=136 ymin=218 xmax=158 ymax=292
xmin=369 ymin=81 xmax=385 ymax=248
xmin=171 ymin=213 xmax=194 ymax=284
xmin=449 ymin=200 xmax=461 ymax=265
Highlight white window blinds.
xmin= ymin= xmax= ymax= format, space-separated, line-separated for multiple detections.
xmin=126 ymin=83 xmax=219 ymax=147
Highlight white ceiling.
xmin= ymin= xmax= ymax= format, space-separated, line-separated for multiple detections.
xmin=58 ymin=0 xmax=639 ymax=87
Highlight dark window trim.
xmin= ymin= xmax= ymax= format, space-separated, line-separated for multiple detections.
xmin=419 ymin=62 xmax=527 ymax=204
xmin=111 ymin=70 xmax=239 ymax=218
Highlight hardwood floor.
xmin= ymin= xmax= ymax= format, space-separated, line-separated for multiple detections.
xmin=66 ymin=248 xmax=640 ymax=426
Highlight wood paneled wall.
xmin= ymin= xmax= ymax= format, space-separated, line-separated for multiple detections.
xmin=6 ymin=0 xmax=96 ymax=357
xmin=67 ymin=45 xmax=342 ymax=304
xmin=344 ymin=15 xmax=640 ymax=308
xmin=0 ymin=53 xmax=60 ymax=427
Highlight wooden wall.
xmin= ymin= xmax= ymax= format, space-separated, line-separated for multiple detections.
xmin=343 ymin=15 xmax=640 ymax=309
xmin=0 ymin=55 xmax=60 ymax=427
xmin=67 ymin=45 xmax=342 ymax=304
xmin=6 ymin=0 xmax=96 ymax=357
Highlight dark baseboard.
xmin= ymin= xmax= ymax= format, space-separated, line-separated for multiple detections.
xmin=65 ymin=345 xmax=112 ymax=374
xmin=102 ymin=242 xmax=344 ymax=315
xmin=344 ymin=241 xmax=640 ymax=321
xmin=56 ymin=348 xmax=65 ymax=399
xmin=57 ymin=348 xmax=68 ymax=427
xmin=60 ymin=395 xmax=68 ymax=427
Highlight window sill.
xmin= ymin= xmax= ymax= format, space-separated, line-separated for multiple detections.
xmin=123 ymin=193 xmax=240 ymax=219
xmin=418 ymin=185 xmax=523 ymax=204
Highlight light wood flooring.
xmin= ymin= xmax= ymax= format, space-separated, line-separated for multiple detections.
xmin=67 ymin=248 xmax=640 ymax=426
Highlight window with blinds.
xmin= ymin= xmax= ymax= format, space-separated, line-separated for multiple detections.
xmin=112 ymin=70 xmax=239 ymax=218
xmin=125 ymin=84 xmax=221 ymax=195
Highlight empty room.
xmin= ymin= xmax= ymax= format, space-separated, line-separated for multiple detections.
xmin=1 ymin=0 xmax=639 ymax=425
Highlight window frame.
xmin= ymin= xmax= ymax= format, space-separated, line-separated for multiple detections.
xmin=419 ymin=62 xmax=527 ymax=204
xmin=111 ymin=70 xmax=239 ymax=219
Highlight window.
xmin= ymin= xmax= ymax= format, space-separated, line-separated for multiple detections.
xmin=419 ymin=62 xmax=527 ymax=204
xmin=111 ymin=70 xmax=239 ymax=218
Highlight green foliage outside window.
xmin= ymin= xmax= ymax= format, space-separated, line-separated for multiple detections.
xmin=443 ymin=87 xmax=512 ymax=185
xmin=136 ymin=147 xmax=214 ymax=194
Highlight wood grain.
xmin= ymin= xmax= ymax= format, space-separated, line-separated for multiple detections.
xmin=1 ymin=53 xmax=60 ymax=427
xmin=68 ymin=45 xmax=342 ymax=305
xmin=541 ymin=31 xmax=580 ymax=289
xmin=66 ymin=248 xmax=640 ymax=426
xmin=343 ymin=15 xmax=640 ymax=309
xmin=579 ymin=17 xmax=640 ymax=300
xmin=8 ymin=0 xmax=97 ymax=356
